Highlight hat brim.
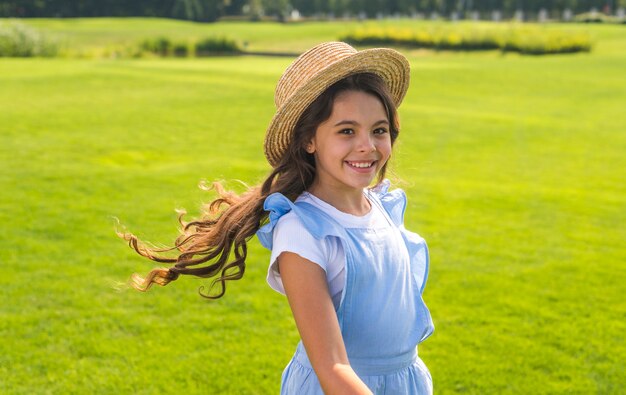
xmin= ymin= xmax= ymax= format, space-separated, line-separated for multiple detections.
xmin=264 ymin=47 xmax=410 ymax=167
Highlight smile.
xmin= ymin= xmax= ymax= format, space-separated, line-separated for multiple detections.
xmin=346 ymin=161 xmax=376 ymax=169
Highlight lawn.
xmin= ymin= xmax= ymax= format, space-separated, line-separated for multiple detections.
xmin=0 ymin=18 xmax=624 ymax=394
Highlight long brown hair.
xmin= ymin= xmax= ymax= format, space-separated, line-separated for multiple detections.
xmin=119 ymin=72 xmax=401 ymax=299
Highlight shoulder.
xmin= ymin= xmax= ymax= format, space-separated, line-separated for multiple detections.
xmin=271 ymin=208 xmax=337 ymax=275
xmin=273 ymin=210 xmax=338 ymax=256
xmin=273 ymin=209 xmax=308 ymax=237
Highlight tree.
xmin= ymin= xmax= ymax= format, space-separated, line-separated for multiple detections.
xmin=261 ymin=0 xmax=290 ymax=18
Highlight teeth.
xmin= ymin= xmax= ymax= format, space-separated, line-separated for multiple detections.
xmin=348 ymin=162 xmax=373 ymax=168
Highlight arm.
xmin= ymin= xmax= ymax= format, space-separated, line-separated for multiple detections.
xmin=278 ymin=252 xmax=373 ymax=395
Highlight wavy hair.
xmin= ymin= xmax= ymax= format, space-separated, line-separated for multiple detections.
xmin=119 ymin=72 xmax=401 ymax=299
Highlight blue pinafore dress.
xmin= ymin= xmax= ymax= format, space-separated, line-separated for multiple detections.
xmin=257 ymin=184 xmax=435 ymax=394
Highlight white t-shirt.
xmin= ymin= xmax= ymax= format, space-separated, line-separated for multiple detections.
xmin=267 ymin=190 xmax=391 ymax=307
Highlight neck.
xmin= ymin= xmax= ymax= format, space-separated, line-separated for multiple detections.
xmin=307 ymin=181 xmax=371 ymax=216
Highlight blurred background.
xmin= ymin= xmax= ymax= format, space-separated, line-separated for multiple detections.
xmin=1 ymin=1 xmax=625 ymax=394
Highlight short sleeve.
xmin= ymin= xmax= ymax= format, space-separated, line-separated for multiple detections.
xmin=266 ymin=211 xmax=330 ymax=295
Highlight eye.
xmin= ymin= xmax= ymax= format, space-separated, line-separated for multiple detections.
xmin=338 ymin=128 xmax=354 ymax=135
xmin=373 ymin=127 xmax=389 ymax=135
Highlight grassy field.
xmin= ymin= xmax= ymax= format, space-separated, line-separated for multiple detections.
xmin=1 ymin=18 xmax=625 ymax=394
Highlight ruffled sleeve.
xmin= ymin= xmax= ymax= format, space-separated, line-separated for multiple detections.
xmin=256 ymin=193 xmax=294 ymax=250
xmin=257 ymin=192 xmax=350 ymax=252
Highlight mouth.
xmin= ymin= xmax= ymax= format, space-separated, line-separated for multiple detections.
xmin=345 ymin=160 xmax=377 ymax=170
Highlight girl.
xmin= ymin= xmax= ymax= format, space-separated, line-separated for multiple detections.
xmin=121 ymin=42 xmax=434 ymax=394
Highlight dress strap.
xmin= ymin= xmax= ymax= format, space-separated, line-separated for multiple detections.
xmin=370 ymin=182 xmax=431 ymax=294
xmin=364 ymin=189 xmax=393 ymax=228
xmin=368 ymin=181 xmax=408 ymax=227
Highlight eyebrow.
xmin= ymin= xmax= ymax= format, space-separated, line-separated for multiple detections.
xmin=333 ymin=119 xmax=389 ymax=127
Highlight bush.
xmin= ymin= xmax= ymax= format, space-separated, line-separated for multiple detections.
xmin=341 ymin=26 xmax=502 ymax=51
xmin=0 ymin=20 xmax=58 ymax=57
xmin=573 ymin=12 xmax=624 ymax=24
xmin=137 ymin=36 xmax=240 ymax=58
xmin=502 ymin=29 xmax=592 ymax=55
xmin=340 ymin=25 xmax=592 ymax=55
xmin=139 ymin=37 xmax=173 ymax=57
xmin=172 ymin=42 xmax=189 ymax=57
xmin=195 ymin=36 xmax=241 ymax=56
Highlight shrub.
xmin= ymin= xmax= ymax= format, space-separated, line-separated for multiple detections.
xmin=139 ymin=37 xmax=172 ymax=57
xmin=0 ymin=20 xmax=58 ymax=57
xmin=340 ymin=25 xmax=592 ymax=55
xmin=195 ymin=36 xmax=241 ymax=56
xmin=573 ymin=12 xmax=624 ymax=24
xmin=137 ymin=36 xmax=240 ymax=58
xmin=341 ymin=26 xmax=502 ymax=51
xmin=499 ymin=27 xmax=592 ymax=55
xmin=172 ymin=42 xmax=189 ymax=57
xmin=458 ymin=29 xmax=500 ymax=50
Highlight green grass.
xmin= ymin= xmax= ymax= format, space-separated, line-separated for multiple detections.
xmin=1 ymin=18 xmax=625 ymax=394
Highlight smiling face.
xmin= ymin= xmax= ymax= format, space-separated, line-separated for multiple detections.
xmin=307 ymin=90 xmax=392 ymax=196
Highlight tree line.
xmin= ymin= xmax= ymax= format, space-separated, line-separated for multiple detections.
xmin=1 ymin=0 xmax=624 ymax=22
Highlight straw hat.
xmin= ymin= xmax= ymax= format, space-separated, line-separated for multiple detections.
xmin=264 ymin=41 xmax=410 ymax=167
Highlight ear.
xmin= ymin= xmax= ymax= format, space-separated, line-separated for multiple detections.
xmin=304 ymin=138 xmax=316 ymax=154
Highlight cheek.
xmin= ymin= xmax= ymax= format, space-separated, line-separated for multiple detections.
xmin=378 ymin=139 xmax=392 ymax=161
xmin=313 ymin=141 xmax=339 ymax=166
xmin=319 ymin=139 xmax=348 ymax=158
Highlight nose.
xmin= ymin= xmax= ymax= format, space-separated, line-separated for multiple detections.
xmin=356 ymin=132 xmax=376 ymax=153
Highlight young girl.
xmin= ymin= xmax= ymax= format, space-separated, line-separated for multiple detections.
xmin=122 ymin=42 xmax=434 ymax=394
